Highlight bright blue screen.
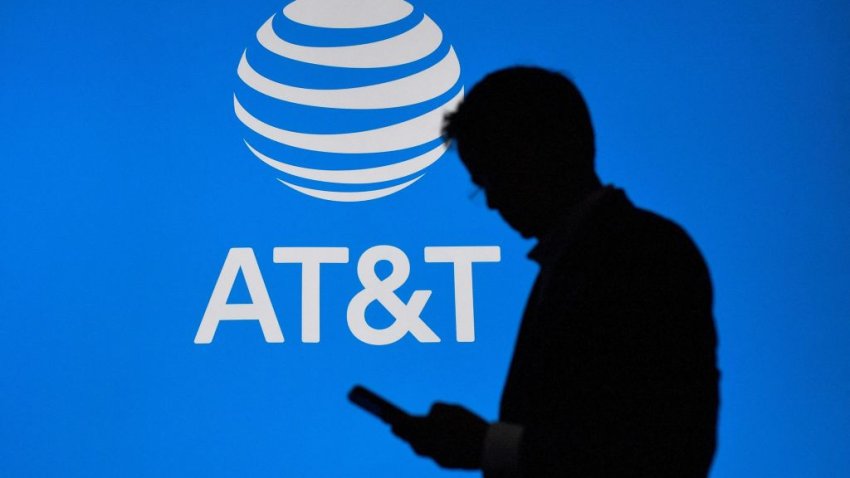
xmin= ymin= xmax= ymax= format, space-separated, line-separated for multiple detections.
xmin=2 ymin=1 xmax=849 ymax=476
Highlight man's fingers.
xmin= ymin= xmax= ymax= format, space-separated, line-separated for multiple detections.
xmin=429 ymin=402 xmax=458 ymax=418
xmin=391 ymin=415 xmax=439 ymax=457
xmin=392 ymin=415 xmax=432 ymax=449
xmin=391 ymin=415 xmax=418 ymax=441
xmin=391 ymin=403 xmax=486 ymax=469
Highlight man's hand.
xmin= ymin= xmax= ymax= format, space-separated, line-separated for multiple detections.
xmin=391 ymin=402 xmax=488 ymax=469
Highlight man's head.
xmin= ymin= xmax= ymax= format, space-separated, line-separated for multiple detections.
xmin=443 ymin=66 xmax=599 ymax=238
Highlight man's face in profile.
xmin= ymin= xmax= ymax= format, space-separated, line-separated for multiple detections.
xmin=463 ymin=152 xmax=544 ymax=239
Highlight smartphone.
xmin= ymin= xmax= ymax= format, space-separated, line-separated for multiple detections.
xmin=348 ymin=385 xmax=410 ymax=426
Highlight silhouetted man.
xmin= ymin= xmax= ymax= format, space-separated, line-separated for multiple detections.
xmin=390 ymin=67 xmax=719 ymax=477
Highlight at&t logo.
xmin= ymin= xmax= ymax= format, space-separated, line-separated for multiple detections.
xmin=233 ymin=0 xmax=463 ymax=202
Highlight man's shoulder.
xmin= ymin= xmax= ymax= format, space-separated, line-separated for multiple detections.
xmin=629 ymin=207 xmax=699 ymax=250
xmin=578 ymin=196 xmax=711 ymax=282
xmin=589 ymin=193 xmax=701 ymax=256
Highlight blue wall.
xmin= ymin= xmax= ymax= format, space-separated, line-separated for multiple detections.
xmin=1 ymin=0 xmax=848 ymax=476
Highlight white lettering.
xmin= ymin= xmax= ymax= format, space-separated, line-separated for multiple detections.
xmin=273 ymin=247 xmax=349 ymax=343
xmin=194 ymin=248 xmax=284 ymax=344
xmin=424 ymin=246 xmax=501 ymax=342
xmin=347 ymin=245 xmax=439 ymax=345
xmin=195 ymin=245 xmax=502 ymax=345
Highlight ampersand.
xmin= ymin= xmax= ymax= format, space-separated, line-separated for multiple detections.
xmin=347 ymin=245 xmax=440 ymax=345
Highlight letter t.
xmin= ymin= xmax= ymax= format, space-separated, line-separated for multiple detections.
xmin=274 ymin=247 xmax=349 ymax=343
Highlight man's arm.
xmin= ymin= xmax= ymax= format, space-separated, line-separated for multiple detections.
xmin=390 ymin=402 xmax=488 ymax=470
xmin=391 ymin=405 xmax=525 ymax=476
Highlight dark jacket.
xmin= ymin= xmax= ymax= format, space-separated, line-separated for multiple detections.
xmin=500 ymin=188 xmax=719 ymax=477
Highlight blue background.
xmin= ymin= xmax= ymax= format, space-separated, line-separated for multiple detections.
xmin=2 ymin=0 xmax=849 ymax=476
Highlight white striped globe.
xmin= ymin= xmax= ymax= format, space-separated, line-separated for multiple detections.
xmin=234 ymin=0 xmax=463 ymax=202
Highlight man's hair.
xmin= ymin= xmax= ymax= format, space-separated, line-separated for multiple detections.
xmin=443 ymin=66 xmax=595 ymax=178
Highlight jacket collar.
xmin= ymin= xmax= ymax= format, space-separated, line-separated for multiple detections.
xmin=528 ymin=185 xmax=626 ymax=265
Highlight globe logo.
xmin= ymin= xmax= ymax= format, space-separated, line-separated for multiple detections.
xmin=233 ymin=0 xmax=463 ymax=202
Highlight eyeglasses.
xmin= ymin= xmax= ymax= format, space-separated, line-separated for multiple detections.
xmin=468 ymin=185 xmax=485 ymax=205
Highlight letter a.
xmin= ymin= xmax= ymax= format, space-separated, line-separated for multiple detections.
xmin=194 ymin=248 xmax=284 ymax=344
